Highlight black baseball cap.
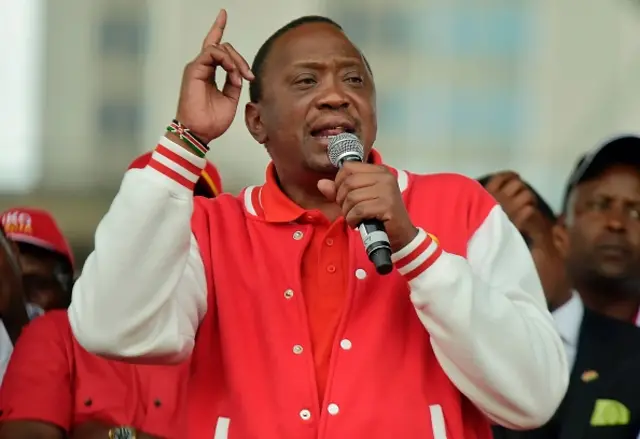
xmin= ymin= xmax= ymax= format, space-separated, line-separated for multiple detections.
xmin=562 ymin=135 xmax=640 ymax=212
xmin=477 ymin=174 xmax=556 ymax=223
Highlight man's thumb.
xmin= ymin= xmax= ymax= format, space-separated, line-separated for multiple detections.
xmin=317 ymin=179 xmax=337 ymax=202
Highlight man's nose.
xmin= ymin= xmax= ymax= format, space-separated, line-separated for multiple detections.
xmin=605 ymin=207 xmax=629 ymax=233
xmin=316 ymin=80 xmax=350 ymax=110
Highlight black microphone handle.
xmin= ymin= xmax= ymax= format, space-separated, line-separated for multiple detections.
xmin=337 ymin=156 xmax=393 ymax=275
xmin=358 ymin=219 xmax=394 ymax=276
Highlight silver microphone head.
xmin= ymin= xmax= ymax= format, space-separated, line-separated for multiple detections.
xmin=327 ymin=133 xmax=364 ymax=168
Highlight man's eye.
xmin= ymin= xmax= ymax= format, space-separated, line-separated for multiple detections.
xmin=295 ymin=77 xmax=316 ymax=85
xmin=586 ymin=199 xmax=609 ymax=211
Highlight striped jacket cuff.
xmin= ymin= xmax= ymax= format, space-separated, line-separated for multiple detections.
xmin=146 ymin=136 xmax=207 ymax=191
xmin=392 ymin=228 xmax=442 ymax=281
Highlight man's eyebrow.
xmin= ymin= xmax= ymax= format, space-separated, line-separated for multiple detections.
xmin=290 ymin=58 xmax=367 ymax=69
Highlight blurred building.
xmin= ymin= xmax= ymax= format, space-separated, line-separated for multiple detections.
xmin=1 ymin=0 xmax=640 ymax=267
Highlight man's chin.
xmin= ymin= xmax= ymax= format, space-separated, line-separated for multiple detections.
xmin=589 ymin=263 xmax=640 ymax=294
xmin=307 ymin=162 xmax=338 ymax=178
xmin=302 ymin=152 xmax=338 ymax=175
xmin=596 ymin=261 xmax=632 ymax=280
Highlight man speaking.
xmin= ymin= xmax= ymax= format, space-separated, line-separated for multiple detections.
xmin=68 ymin=10 xmax=567 ymax=439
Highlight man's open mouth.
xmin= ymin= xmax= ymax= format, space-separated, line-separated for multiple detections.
xmin=310 ymin=124 xmax=356 ymax=138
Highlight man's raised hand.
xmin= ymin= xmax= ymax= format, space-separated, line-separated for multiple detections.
xmin=175 ymin=9 xmax=255 ymax=144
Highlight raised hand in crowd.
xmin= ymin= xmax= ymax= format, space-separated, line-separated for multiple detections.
xmin=484 ymin=172 xmax=551 ymax=241
xmin=484 ymin=171 xmax=571 ymax=310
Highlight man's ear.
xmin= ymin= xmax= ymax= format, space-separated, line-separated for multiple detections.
xmin=552 ymin=218 xmax=570 ymax=259
xmin=245 ymin=102 xmax=268 ymax=144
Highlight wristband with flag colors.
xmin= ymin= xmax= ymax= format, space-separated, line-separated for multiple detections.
xmin=392 ymin=228 xmax=442 ymax=281
xmin=166 ymin=119 xmax=210 ymax=158
xmin=147 ymin=137 xmax=207 ymax=191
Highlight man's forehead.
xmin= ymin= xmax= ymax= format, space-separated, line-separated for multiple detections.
xmin=583 ymin=166 xmax=640 ymax=188
xmin=268 ymin=22 xmax=362 ymax=67
xmin=575 ymin=166 xmax=640 ymax=200
xmin=20 ymin=251 xmax=56 ymax=271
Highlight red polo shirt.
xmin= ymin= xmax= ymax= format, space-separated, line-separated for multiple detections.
xmin=256 ymin=157 xmax=393 ymax=404
xmin=0 ymin=310 xmax=189 ymax=439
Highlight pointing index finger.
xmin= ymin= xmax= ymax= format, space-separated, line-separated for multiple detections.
xmin=202 ymin=9 xmax=227 ymax=48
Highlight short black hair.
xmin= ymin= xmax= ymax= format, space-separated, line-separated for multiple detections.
xmin=248 ymin=15 xmax=372 ymax=103
xmin=477 ymin=174 xmax=557 ymax=223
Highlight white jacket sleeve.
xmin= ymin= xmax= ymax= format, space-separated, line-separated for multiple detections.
xmin=68 ymin=137 xmax=208 ymax=363
xmin=392 ymin=206 xmax=568 ymax=430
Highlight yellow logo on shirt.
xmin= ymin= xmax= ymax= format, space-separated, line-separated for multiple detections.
xmin=590 ymin=399 xmax=630 ymax=426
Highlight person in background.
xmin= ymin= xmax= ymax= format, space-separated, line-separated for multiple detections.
xmin=0 ymin=227 xmax=29 ymax=384
xmin=68 ymin=10 xmax=566 ymax=439
xmin=0 ymin=152 xmax=222 ymax=439
xmin=560 ymin=135 xmax=640 ymax=326
xmin=0 ymin=208 xmax=74 ymax=385
xmin=1 ymin=208 xmax=75 ymax=313
xmin=483 ymin=172 xmax=640 ymax=439
xmin=0 ymin=309 xmax=189 ymax=439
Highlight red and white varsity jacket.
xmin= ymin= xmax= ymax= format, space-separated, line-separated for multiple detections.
xmin=68 ymin=137 xmax=568 ymax=439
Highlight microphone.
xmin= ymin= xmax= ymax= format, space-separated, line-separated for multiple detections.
xmin=327 ymin=133 xmax=393 ymax=275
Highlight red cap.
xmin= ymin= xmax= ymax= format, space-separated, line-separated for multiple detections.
xmin=1 ymin=207 xmax=74 ymax=268
xmin=128 ymin=151 xmax=223 ymax=198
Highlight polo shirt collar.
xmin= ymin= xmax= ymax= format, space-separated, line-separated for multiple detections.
xmin=259 ymin=149 xmax=388 ymax=224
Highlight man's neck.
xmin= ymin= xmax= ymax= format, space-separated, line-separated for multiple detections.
xmin=549 ymin=290 xmax=574 ymax=313
xmin=579 ymin=287 xmax=640 ymax=323
xmin=277 ymin=172 xmax=342 ymax=221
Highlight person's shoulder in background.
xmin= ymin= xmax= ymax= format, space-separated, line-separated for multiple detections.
xmin=562 ymin=309 xmax=640 ymax=439
xmin=491 ymin=308 xmax=640 ymax=439
xmin=0 ymin=310 xmax=73 ymax=438
xmin=582 ymin=306 xmax=640 ymax=349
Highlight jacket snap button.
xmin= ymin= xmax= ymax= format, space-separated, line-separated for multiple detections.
xmin=284 ymin=289 xmax=294 ymax=299
xmin=300 ymin=409 xmax=311 ymax=420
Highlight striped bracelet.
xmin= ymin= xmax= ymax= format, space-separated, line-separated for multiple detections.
xmin=166 ymin=119 xmax=210 ymax=158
